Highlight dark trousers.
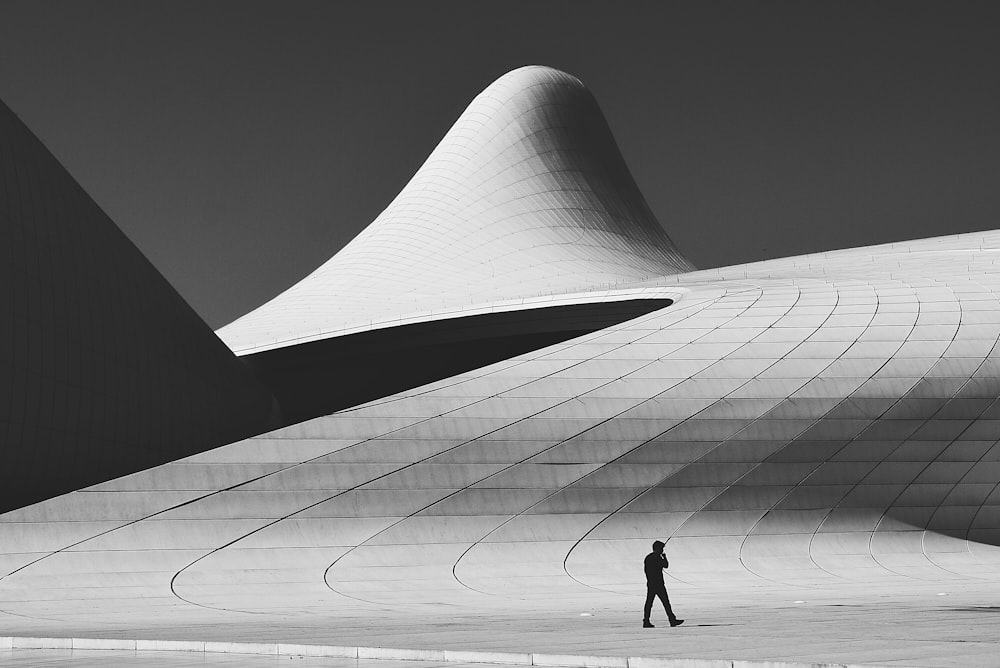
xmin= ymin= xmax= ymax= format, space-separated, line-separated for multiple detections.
xmin=643 ymin=583 xmax=676 ymax=622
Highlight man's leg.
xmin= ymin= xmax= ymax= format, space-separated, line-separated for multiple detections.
xmin=655 ymin=586 xmax=678 ymax=624
xmin=643 ymin=587 xmax=656 ymax=624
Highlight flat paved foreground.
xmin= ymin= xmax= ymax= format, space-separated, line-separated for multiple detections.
xmin=2 ymin=650 xmax=501 ymax=667
xmin=3 ymin=585 xmax=999 ymax=667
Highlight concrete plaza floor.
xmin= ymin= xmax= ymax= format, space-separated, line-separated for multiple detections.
xmin=3 ymin=649 xmax=506 ymax=667
xmin=3 ymin=583 xmax=999 ymax=667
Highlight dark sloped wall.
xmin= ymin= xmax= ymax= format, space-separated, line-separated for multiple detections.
xmin=0 ymin=100 xmax=278 ymax=512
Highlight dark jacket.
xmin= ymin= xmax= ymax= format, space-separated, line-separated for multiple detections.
xmin=644 ymin=551 xmax=668 ymax=587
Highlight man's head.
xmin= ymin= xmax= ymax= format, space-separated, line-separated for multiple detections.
xmin=652 ymin=540 xmax=665 ymax=553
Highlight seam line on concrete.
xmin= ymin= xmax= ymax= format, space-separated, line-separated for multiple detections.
xmin=0 ymin=636 xmax=896 ymax=668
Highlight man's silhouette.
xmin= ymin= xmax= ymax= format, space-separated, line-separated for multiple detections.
xmin=643 ymin=540 xmax=683 ymax=628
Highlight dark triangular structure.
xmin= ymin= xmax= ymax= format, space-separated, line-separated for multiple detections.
xmin=0 ymin=100 xmax=278 ymax=512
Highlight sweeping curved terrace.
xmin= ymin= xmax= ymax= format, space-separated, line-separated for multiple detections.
xmin=3 ymin=229 xmax=1000 ymax=640
xmin=217 ymin=66 xmax=693 ymax=355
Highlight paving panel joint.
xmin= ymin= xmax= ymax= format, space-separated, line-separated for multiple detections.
xmin=0 ymin=637 xmax=894 ymax=668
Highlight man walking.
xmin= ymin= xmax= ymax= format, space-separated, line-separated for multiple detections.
xmin=643 ymin=540 xmax=683 ymax=628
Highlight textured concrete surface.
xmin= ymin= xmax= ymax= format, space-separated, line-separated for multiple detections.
xmin=2 ymin=649 xmax=511 ymax=667
xmin=2 ymin=591 xmax=999 ymax=666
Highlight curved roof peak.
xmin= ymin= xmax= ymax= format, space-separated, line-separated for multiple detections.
xmin=491 ymin=64 xmax=584 ymax=85
xmin=219 ymin=66 xmax=693 ymax=353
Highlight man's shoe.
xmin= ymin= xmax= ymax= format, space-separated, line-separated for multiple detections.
xmin=642 ymin=621 xmax=655 ymax=628
xmin=670 ymin=619 xmax=684 ymax=627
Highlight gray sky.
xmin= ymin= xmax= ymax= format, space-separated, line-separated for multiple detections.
xmin=1 ymin=1 xmax=999 ymax=328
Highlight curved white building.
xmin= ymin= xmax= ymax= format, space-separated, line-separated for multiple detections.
xmin=2 ymin=66 xmax=999 ymax=666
